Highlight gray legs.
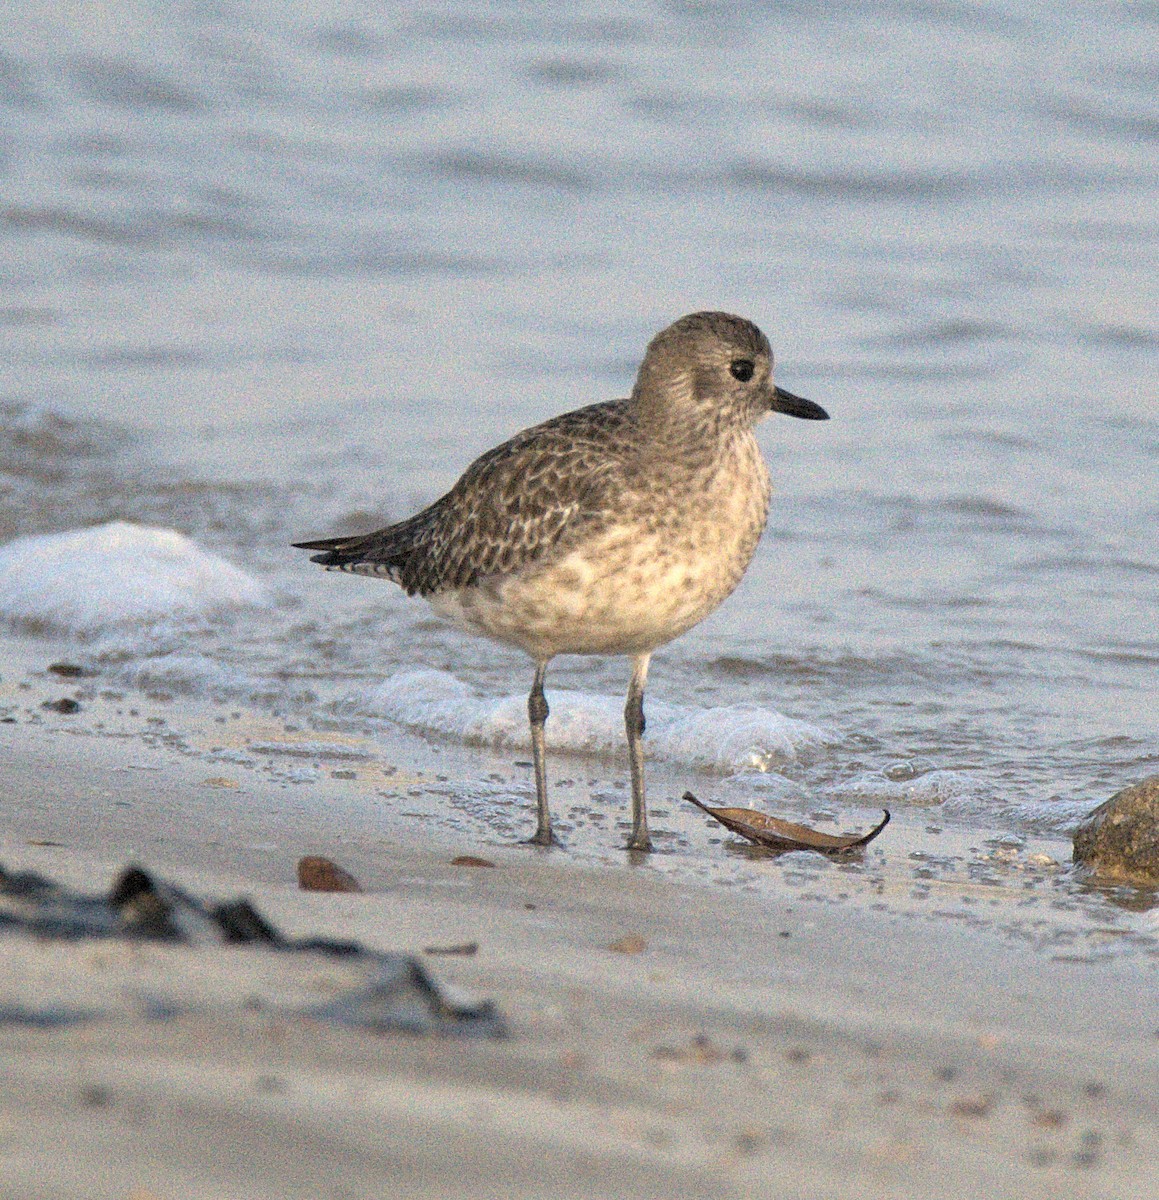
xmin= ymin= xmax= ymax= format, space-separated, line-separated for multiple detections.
xmin=526 ymin=653 xmax=655 ymax=853
xmin=527 ymin=659 xmax=555 ymax=845
xmin=625 ymin=653 xmax=652 ymax=852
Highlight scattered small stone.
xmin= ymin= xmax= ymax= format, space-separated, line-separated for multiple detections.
xmin=652 ymin=1033 xmax=733 ymax=1066
xmin=423 ymin=941 xmax=478 ymax=956
xmin=42 ymin=698 xmax=80 ymax=714
xmin=949 ymin=1093 xmax=994 ymax=1118
xmin=1030 ymin=1108 xmax=1068 ymax=1130
xmin=784 ymin=1047 xmax=812 ymax=1064
xmin=1073 ymin=775 xmax=1159 ymax=883
xmin=47 ymin=663 xmax=87 ymax=678
xmin=1072 ymin=1130 xmax=1103 ymax=1168
xmin=733 ymin=1129 xmax=767 ymax=1155
xmin=608 ymin=933 xmax=647 ymax=954
xmin=202 ymin=777 xmax=239 ymax=789
xmin=78 ymin=1084 xmax=112 ymax=1107
xmin=451 ymin=855 xmax=496 ymax=868
xmin=297 ymin=856 xmax=362 ymax=893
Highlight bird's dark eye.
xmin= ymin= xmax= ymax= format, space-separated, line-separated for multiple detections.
xmin=729 ymin=359 xmax=755 ymax=382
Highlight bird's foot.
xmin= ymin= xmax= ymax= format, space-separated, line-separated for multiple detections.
xmin=523 ymin=826 xmax=561 ymax=849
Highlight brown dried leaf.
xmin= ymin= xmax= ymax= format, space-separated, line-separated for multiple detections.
xmin=683 ymin=792 xmax=890 ymax=854
xmin=297 ymin=856 xmax=363 ymax=893
xmin=450 ymin=855 xmax=496 ymax=868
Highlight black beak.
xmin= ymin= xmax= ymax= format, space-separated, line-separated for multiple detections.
xmin=771 ymin=386 xmax=828 ymax=421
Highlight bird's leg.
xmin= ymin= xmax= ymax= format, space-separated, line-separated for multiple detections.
xmin=526 ymin=659 xmax=556 ymax=846
xmin=625 ymin=652 xmax=653 ymax=852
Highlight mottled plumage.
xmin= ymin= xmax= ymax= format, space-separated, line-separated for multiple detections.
xmin=297 ymin=399 xmax=637 ymax=596
xmin=294 ymin=311 xmax=828 ymax=851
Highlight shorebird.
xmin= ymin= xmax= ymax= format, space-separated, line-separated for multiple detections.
xmin=294 ymin=312 xmax=828 ymax=851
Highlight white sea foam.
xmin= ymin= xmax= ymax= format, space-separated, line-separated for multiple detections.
xmin=110 ymin=651 xmax=261 ymax=698
xmin=0 ymin=521 xmax=270 ymax=636
xmin=351 ymin=668 xmax=831 ymax=772
xmin=832 ymin=768 xmax=971 ymax=808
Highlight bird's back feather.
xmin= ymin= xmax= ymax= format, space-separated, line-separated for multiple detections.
xmin=293 ymin=399 xmax=638 ymax=595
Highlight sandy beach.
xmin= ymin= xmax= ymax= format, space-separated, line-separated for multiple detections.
xmin=1 ymin=638 xmax=1156 ymax=1200
xmin=2 ymin=4 xmax=1156 ymax=1198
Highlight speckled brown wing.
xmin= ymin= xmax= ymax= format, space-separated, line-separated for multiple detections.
xmin=293 ymin=400 xmax=638 ymax=596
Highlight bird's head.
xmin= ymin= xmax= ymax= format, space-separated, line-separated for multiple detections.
xmin=633 ymin=311 xmax=828 ymax=429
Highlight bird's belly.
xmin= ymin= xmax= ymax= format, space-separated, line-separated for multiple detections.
xmin=429 ymin=497 xmax=766 ymax=660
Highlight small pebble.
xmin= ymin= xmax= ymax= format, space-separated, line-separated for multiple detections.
xmin=950 ymin=1093 xmax=994 ymax=1118
xmin=1072 ymin=1130 xmax=1103 ymax=1168
xmin=296 ymin=856 xmax=362 ymax=893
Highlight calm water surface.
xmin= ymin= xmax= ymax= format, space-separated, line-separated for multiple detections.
xmin=1 ymin=2 xmax=1156 ymax=837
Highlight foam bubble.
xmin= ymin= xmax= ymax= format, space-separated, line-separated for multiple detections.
xmin=0 ymin=521 xmax=270 ymax=636
xmin=110 ymin=651 xmax=260 ymax=698
xmin=830 ymin=769 xmax=1098 ymax=835
xmin=350 ymin=668 xmax=831 ymax=772
xmin=832 ymin=768 xmax=970 ymax=808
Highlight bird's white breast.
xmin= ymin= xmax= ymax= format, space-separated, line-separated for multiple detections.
xmin=428 ymin=430 xmax=771 ymax=660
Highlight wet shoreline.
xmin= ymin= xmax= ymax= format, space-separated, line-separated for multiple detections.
xmin=1 ymin=642 xmax=1156 ymax=1197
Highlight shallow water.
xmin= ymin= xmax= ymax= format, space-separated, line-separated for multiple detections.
xmin=1 ymin=2 xmax=1156 ymax=841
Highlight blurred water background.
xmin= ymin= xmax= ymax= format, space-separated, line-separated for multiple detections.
xmin=0 ymin=1 xmax=1156 ymax=836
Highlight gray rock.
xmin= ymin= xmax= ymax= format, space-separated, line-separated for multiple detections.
xmin=1073 ymin=776 xmax=1159 ymax=884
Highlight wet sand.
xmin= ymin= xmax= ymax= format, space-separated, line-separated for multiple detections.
xmin=1 ymin=641 xmax=1157 ymax=1199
